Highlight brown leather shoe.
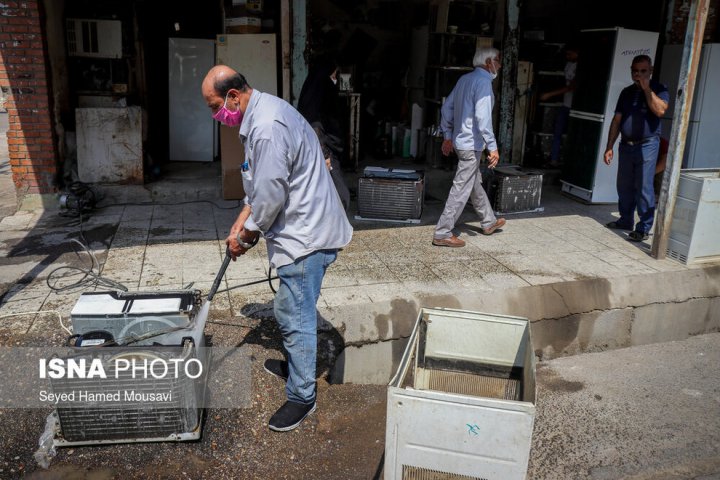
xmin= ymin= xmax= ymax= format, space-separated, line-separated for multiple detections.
xmin=432 ymin=235 xmax=466 ymax=248
xmin=481 ymin=218 xmax=506 ymax=235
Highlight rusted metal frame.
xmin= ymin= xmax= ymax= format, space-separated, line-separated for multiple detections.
xmin=498 ymin=0 xmax=520 ymax=163
xmin=281 ymin=0 xmax=291 ymax=102
xmin=290 ymin=0 xmax=307 ymax=107
xmin=651 ymin=0 xmax=710 ymax=258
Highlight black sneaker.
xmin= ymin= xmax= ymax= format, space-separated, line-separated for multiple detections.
xmin=268 ymin=400 xmax=316 ymax=432
xmin=627 ymin=231 xmax=649 ymax=242
xmin=264 ymin=359 xmax=289 ymax=381
xmin=606 ymin=221 xmax=633 ymax=231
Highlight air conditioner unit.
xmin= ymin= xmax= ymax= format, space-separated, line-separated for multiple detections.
xmin=356 ymin=167 xmax=424 ymax=223
xmin=489 ymin=165 xmax=544 ymax=215
xmin=66 ymin=18 xmax=122 ymax=59
xmin=50 ymin=340 xmax=207 ymax=446
xmin=50 ymin=290 xmax=210 ymax=446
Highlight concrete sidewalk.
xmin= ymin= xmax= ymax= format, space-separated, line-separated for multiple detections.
xmin=2 ymin=176 xmax=718 ymax=378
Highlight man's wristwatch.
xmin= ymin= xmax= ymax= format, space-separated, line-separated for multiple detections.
xmin=236 ymin=232 xmax=259 ymax=250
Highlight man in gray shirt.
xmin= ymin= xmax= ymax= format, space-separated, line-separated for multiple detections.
xmin=433 ymin=47 xmax=506 ymax=248
xmin=202 ymin=65 xmax=353 ymax=431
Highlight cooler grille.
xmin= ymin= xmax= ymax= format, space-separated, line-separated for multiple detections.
xmin=491 ymin=171 xmax=543 ymax=214
xmin=357 ymin=177 xmax=424 ymax=221
xmin=666 ymin=248 xmax=688 ymax=264
xmin=426 ymin=369 xmax=521 ymax=401
xmin=56 ymin=405 xmax=198 ymax=442
xmin=402 ymin=465 xmax=487 ymax=480
xmin=52 ymin=347 xmax=203 ymax=443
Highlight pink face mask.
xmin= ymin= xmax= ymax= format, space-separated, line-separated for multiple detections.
xmin=212 ymin=92 xmax=243 ymax=127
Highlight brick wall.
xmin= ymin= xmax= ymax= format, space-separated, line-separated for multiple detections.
xmin=669 ymin=0 xmax=720 ymax=44
xmin=0 ymin=0 xmax=57 ymax=195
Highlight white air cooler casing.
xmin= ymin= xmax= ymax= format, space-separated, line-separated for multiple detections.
xmin=667 ymin=168 xmax=720 ymax=265
xmin=385 ymin=307 xmax=536 ymax=480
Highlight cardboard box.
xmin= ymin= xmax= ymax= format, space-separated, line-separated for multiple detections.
xmin=225 ymin=16 xmax=261 ymax=34
xmin=220 ymin=125 xmax=246 ymax=200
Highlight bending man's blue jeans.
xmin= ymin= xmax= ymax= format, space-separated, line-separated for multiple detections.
xmin=274 ymin=249 xmax=337 ymax=404
xmin=616 ymin=137 xmax=659 ymax=234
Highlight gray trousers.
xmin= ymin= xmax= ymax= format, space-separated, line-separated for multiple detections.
xmin=434 ymin=149 xmax=497 ymax=239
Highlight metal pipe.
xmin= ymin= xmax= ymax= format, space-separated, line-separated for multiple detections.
xmin=651 ymin=0 xmax=710 ymax=259
xmin=206 ymin=248 xmax=232 ymax=302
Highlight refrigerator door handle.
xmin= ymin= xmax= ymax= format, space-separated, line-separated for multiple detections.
xmin=570 ymin=110 xmax=605 ymax=122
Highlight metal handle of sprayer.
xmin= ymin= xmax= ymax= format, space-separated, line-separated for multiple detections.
xmin=207 ymin=247 xmax=233 ymax=302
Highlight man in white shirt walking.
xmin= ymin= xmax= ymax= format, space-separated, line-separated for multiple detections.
xmin=202 ymin=65 xmax=353 ymax=432
xmin=432 ymin=47 xmax=506 ymax=248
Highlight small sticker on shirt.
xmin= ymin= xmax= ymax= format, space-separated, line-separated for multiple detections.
xmin=241 ymin=161 xmax=249 ymax=172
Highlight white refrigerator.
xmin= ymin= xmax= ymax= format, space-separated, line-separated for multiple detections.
xmin=561 ymin=28 xmax=659 ymax=203
xmin=168 ymin=38 xmax=217 ymax=162
xmin=659 ymin=43 xmax=720 ymax=169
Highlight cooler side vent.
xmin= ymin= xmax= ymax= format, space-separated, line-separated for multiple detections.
xmin=666 ymin=248 xmax=688 ymax=265
xmin=426 ymin=369 xmax=521 ymax=401
xmin=402 ymin=465 xmax=488 ymax=480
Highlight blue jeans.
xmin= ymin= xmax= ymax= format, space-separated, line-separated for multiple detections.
xmin=274 ymin=249 xmax=337 ymax=404
xmin=551 ymin=106 xmax=570 ymax=162
xmin=617 ymin=137 xmax=659 ymax=234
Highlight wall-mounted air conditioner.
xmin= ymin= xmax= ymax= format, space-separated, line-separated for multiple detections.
xmin=66 ymin=18 xmax=122 ymax=59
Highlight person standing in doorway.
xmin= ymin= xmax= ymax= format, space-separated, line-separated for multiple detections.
xmin=539 ymin=45 xmax=579 ymax=168
xmin=432 ymin=46 xmax=506 ymax=248
xmin=604 ymin=55 xmax=669 ymax=242
xmin=297 ymin=55 xmax=351 ymax=211
xmin=202 ymin=65 xmax=353 ymax=431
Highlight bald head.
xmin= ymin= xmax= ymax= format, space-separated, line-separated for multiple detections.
xmin=202 ymin=65 xmax=249 ymax=99
xmin=202 ymin=65 xmax=251 ymax=116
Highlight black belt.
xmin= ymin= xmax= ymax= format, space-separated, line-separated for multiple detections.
xmin=621 ymin=137 xmax=654 ymax=146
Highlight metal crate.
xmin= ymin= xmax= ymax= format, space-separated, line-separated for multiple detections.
xmin=356 ymin=168 xmax=424 ymax=223
xmin=385 ymin=308 xmax=536 ymax=480
xmin=490 ymin=166 xmax=543 ymax=215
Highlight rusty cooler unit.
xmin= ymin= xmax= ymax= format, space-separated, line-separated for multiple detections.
xmin=488 ymin=165 xmax=544 ymax=215
xmin=356 ymin=167 xmax=424 ymax=223
xmin=49 ymin=289 xmax=209 ymax=446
